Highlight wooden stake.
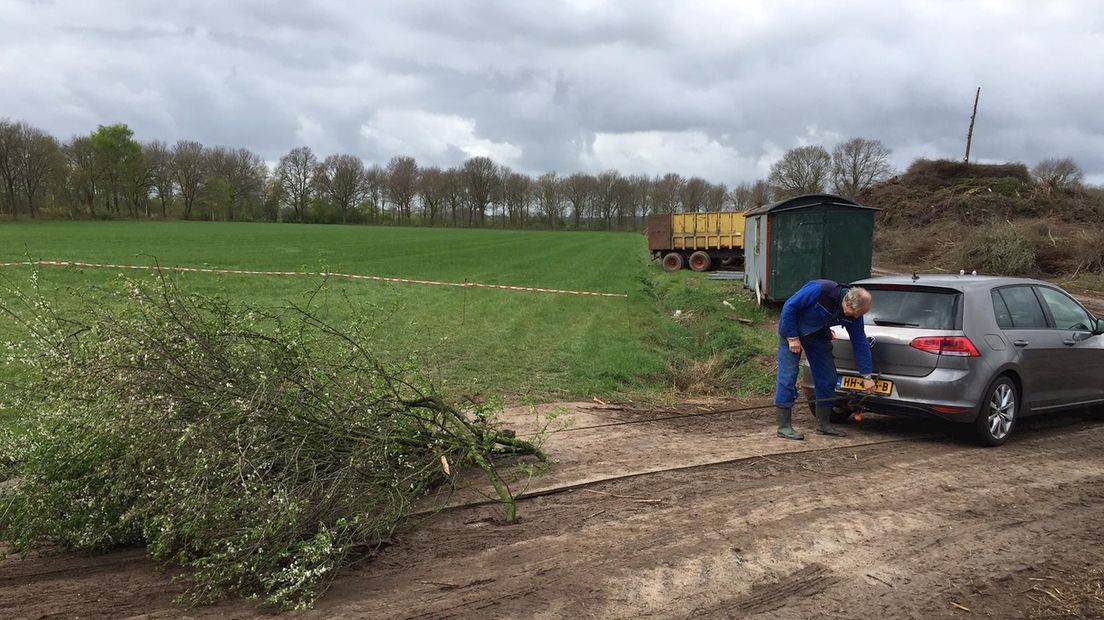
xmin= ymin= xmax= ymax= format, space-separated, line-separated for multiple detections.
xmin=964 ymin=87 xmax=981 ymax=163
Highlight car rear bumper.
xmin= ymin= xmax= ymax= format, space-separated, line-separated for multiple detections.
xmin=800 ymin=366 xmax=983 ymax=423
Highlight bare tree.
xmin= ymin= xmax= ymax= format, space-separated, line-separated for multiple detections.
xmin=145 ymin=141 xmax=174 ymax=218
xmin=563 ymin=173 xmax=594 ymax=230
xmin=628 ymin=174 xmax=651 ymax=227
xmin=769 ymin=145 xmax=832 ymax=198
xmin=226 ymin=148 xmax=267 ymax=222
xmin=831 ymin=138 xmax=893 ymax=198
xmin=501 ymin=170 xmax=533 ymax=228
xmin=123 ymin=145 xmax=152 ymax=218
xmin=730 ymin=182 xmax=753 ymax=211
xmin=385 ymin=155 xmax=418 ymax=222
xmin=489 ymin=168 xmax=508 ymax=228
xmin=612 ymin=175 xmax=637 ymax=229
xmin=363 ymin=164 xmax=386 ymax=224
xmin=441 ymin=168 xmax=466 ymax=226
xmin=1032 ymin=157 xmax=1083 ymax=191
xmin=651 ymin=173 xmax=682 ymax=213
xmin=64 ymin=136 xmax=100 ymax=216
xmin=199 ymin=146 xmax=232 ymax=221
xmin=593 ymin=170 xmax=621 ymax=229
xmin=679 ymin=176 xmax=710 ymax=213
xmin=317 ymin=154 xmax=366 ymax=224
xmin=172 ymin=140 xmax=206 ymax=220
xmin=707 ymin=182 xmax=728 ymax=212
xmin=535 ymin=172 xmax=563 ymax=229
xmin=276 ymin=146 xmax=316 ymax=222
xmin=0 ymin=120 xmax=21 ymax=216
xmin=750 ymin=179 xmax=772 ymax=206
xmin=262 ymin=175 xmax=283 ymax=222
xmin=17 ymin=124 xmax=60 ymax=218
xmin=417 ymin=166 xmax=450 ymax=225
xmin=462 ymin=156 xmax=498 ymax=226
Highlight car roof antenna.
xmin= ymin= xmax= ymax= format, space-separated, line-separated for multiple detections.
xmin=912 ymin=271 xmax=919 ymax=282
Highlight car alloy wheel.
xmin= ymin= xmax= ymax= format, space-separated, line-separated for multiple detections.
xmin=988 ymin=382 xmax=1015 ymax=440
xmin=975 ymin=376 xmax=1017 ymax=446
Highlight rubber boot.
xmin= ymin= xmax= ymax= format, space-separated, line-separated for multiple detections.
xmin=816 ymin=404 xmax=847 ymax=437
xmin=775 ymin=407 xmax=804 ymax=440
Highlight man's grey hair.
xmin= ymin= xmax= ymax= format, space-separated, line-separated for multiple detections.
xmin=845 ymin=286 xmax=872 ymax=311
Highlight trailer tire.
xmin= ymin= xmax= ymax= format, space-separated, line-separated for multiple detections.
xmin=662 ymin=252 xmax=684 ymax=272
xmin=688 ymin=251 xmax=711 ymax=272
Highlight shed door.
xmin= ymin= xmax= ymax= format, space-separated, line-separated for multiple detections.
xmin=770 ymin=210 xmax=824 ymax=299
xmin=822 ymin=208 xmax=874 ymax=285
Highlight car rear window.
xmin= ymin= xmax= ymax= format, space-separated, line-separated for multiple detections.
xmin=863 ymin=287 xmax=959 ymax=329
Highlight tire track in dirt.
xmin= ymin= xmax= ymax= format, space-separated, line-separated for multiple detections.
xmin=730 ymin=563 xmax=839 ymax=615
xmin=3 ymin=411 xmax=1101 ymax=619
xmin=299 ymin=412 xmax=1104 ymax=619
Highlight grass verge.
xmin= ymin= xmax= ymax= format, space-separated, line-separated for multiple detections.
xmin=642 ymin=267 xmax=777 ymax=398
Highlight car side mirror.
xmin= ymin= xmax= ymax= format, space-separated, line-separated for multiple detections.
xmin=1096 ymin=319 xmax=1104 ymax=335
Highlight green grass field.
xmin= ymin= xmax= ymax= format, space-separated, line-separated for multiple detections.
xmin=0 ymin=221 xmax=776 ymax=429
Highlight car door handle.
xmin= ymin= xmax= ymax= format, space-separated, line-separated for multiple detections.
xmin=1063 ymin=339 xmax=1077 ymax=346
xmin=1013 ymin=339 xmax=1029 ymax=347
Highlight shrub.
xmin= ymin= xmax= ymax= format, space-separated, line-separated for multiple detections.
xmin=961 ymin=224 xmax=1037 ymax=275
xmin=0 ymin=272 xmax=545 ymax=609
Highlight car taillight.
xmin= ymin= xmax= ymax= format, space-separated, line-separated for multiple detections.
xmin=909 ymin=336 xmax=980 ymax=357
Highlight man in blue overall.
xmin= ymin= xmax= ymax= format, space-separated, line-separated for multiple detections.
xmin=775 ymin=280 xmax=875 ymax=439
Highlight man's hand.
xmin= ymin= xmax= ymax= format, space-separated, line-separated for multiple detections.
xmin=787 ymin=337 xmax=802 ymax=354
xmin=862 ymin=377 xmax=876 ymax=393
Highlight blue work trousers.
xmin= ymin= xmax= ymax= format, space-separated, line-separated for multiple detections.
xmin=774 ymin=329 xmax=836 ymax=409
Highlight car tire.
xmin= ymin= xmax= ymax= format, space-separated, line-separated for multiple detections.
xmin=973 ymin=375 xmax=1018 ymax=447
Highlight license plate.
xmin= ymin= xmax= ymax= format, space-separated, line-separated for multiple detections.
xmin=837 ymin=375 xmax=893 ymax=395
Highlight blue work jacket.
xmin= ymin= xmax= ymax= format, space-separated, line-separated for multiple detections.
xmin=777 ymin=279 xmax=873 ymax=375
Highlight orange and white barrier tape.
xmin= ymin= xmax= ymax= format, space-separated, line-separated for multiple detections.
xmin=0 ymin=260 xmax=629 ymax=298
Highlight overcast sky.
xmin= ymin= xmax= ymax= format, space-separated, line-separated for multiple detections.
xmin=2 ymin=0 xmax=1102 ymax=185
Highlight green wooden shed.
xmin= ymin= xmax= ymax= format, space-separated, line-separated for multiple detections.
xmin=742 ymin=194 xmax=878 ymax=303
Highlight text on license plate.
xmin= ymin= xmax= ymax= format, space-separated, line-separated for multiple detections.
xmin=836 ymin=375 xmax=893 ymax=395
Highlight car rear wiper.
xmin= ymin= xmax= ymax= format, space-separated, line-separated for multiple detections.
xmin=872 ymin=319 xmax=920 ymax=327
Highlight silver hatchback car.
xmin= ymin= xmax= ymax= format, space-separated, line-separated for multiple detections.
xmin=800 ymin=275 xmax=1104 ymax=445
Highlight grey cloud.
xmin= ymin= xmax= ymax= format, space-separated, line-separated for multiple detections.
xmin=3 ymin=0 xmax=1104 ymax=185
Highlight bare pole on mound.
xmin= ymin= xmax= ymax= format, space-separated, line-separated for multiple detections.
xmin=964 ymin=86 xmax=981 ymax=163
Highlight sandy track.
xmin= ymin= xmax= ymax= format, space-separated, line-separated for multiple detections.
xmin=3 ymin=402 xmax=1102 ymax=619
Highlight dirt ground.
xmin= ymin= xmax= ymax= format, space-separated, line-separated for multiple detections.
xmin=3 ymin=399 xmax=1103 ymax=620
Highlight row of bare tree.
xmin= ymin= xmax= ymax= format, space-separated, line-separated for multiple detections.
xmin=4 ymin=118 xmax=1013 ymax=228
xmin=0 ymin=120 xmax=769 ymax=228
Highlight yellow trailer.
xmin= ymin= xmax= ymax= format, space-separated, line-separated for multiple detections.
xmin=647 ymin=211 xmax=746 ymax=272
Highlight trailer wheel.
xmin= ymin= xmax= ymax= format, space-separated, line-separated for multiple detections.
xmin=662 ymin=252 xmax=684 ymax=272
xmin=688 ymin=251 xmax=711 ymax=272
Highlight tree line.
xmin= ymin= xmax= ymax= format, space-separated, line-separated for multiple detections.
xmin=13 ymin=118 xmax=1082 ymax=228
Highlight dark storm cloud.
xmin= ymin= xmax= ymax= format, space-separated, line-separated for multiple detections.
xmin=2 ymin=0 xmax=1103 ymax=183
